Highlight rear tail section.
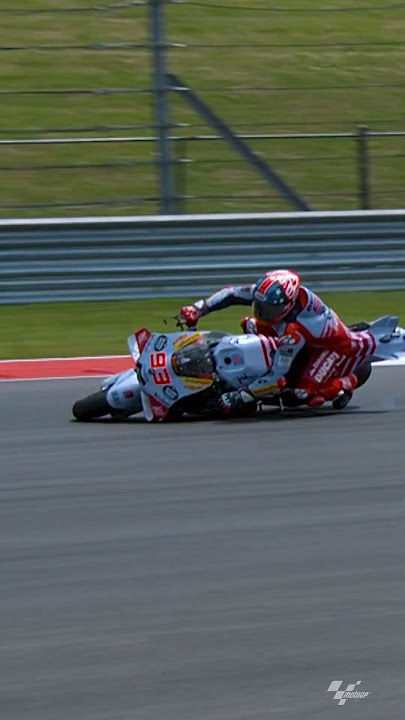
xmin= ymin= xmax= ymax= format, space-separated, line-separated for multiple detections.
xmin=366 ymin=315 xmax=405 ymax=362
xmin=340 ymin=316 xmax=405 ymax=374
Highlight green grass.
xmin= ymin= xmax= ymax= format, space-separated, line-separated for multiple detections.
xmin=2 ymin=291 xmax=405 ymax=359
xmin=0 ymin=0 xmax=404 ymax=216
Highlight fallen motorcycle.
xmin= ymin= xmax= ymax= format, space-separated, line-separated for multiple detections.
xmin=72 ymin=315 xmax=405 ymax=422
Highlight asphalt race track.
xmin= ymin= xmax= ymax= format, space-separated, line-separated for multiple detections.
xmin=1 ymin=367 xmax=404 ymax=720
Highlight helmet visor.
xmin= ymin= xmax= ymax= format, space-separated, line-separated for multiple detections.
xmin=253 ymin=297 xmax=288 ymax=322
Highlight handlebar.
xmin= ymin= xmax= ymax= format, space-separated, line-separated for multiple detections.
xmin=163 ymin=315 xmax=197 ymax=332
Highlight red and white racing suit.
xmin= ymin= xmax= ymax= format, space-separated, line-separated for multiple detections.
xmin=193 ymin=284 xmax=367 ymax=402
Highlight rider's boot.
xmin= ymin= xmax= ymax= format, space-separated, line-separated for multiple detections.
xmin=332 ymin=390 xmax=353 ymax=410
xmin=303 ymin=373 xmax=357 ymax=409
xmin=322 ymin=373 xmax=358 ymax=409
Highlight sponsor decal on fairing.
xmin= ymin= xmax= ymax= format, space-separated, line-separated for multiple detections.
xmin=162 ymin=385 xmax=179 ymax=402
xmin=153 ymin=334 xmax=168 ymax=352
xmin=173 ymin=332 xmax=201 ymax=351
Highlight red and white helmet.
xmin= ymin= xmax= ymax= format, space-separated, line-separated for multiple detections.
xmin=252 ymin=269 xmax=301 ymax=322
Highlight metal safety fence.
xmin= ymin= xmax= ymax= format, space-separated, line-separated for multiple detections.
xmin=1 ymin=128 xmax=404 ymax=217
xmin=0 ymin=2 xmax=404 ymax=216
xmin=1 ymin=209 xmax=404 ymax=304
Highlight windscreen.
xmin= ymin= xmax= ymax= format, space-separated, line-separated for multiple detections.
xmin=172 ymin=337 xmax=214 ymax=378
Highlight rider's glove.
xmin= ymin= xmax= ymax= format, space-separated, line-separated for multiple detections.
xmin=219 ymin=388 xmax=256 ymax=416
xmin=179 ymin=305 xmax=202 ymax=328
xmin=240 ymin=316 xmax=257 ymax=334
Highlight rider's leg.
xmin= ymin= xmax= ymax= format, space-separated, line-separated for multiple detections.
xmin=337 ymin=330 xmax=375 ymax=376
xmin=294 ymin=348 xmax=357 ymax=406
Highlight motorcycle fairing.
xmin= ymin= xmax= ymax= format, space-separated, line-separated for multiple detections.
xmin=212 ymin=334 xmax=274 ymax=389
xmin=134 ymin=328 xmax=152 ymax=353
xmin=366 ymin=316 xmax=405 ymax=361
xmin=105 ymin=369 xmax=143 ymax=413
xmin=130 ymin=330 xmax=215 ymax=421
xmin=141 ymin=391 xmax=168 ymax=422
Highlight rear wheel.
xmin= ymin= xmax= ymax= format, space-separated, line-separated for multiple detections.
xmin=354 ymin=361 xmax=372 ymax=388
xmin=72 ymin=390 xmax=111 ymax=421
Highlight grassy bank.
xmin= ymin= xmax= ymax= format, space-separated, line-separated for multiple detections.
xmin=1 ymin=291 xmax=405 ymax=359
xmin=1 ymin=1 xmax=404 ymax=215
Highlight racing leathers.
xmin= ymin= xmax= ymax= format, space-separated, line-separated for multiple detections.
xmin=183 ymin=284 xmax=255 ymax=322
xmin=181 ymin=284 xmax=358 ymax=407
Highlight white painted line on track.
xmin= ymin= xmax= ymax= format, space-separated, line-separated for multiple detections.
xmin=1 ymin=362 xmax=405 ymax=383
xmin=0 ymin=375 xmax=109 ymax=382
xmin=0 ymin=355 xmax=129 ymax=364
xmin=374 ymin=357 xmax=405 ymax=366
xmin=1 ymin=355 xmax=405 ymax=383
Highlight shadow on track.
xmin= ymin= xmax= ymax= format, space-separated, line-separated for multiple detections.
xmin=69 ymin=405 xmax=390 ymax=426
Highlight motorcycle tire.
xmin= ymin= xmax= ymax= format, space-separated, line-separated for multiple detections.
xmin=72 ymin=390 xmax=111 ymax=421
xmin=354 ymin=361 xmax=372 ymax=388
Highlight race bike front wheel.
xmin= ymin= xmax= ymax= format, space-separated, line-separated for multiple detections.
xmin=72 ymin=390 xmax=111 ymax=421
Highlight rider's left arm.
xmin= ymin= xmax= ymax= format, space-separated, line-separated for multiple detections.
xmin=247 ymin=330 xmax=306 ymax=397
xmin=194 ymin=285 xmax=254 ymax=315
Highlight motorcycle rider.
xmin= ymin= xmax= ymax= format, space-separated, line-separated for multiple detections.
xmin=179 ymin=269 xmax=358 ymax=412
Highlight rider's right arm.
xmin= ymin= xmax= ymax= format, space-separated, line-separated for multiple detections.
xmin=194 ymin=285 xmax=255 ymax=316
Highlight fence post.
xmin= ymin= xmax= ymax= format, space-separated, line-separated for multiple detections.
xmin=174 ymin=138 xmax=188 ymax=214
xmin=149 ymin=0 xmax=175 ymax=214
xmin=356 ymin=125 xmax=371 ymax=210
